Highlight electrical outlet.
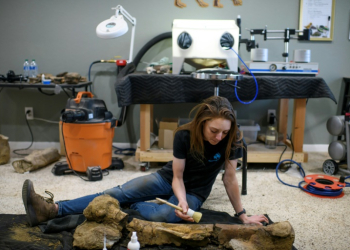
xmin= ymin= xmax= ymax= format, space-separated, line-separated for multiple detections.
xmin=267 ymin=109 xmax=276 ymax=122
xmin=25 ymin=107 xmax=34 ymax=120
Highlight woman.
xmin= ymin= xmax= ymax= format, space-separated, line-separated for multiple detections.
xmin=22 ymin=96 xmax=268 ymax=226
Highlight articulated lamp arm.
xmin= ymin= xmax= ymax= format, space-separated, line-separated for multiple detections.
xmin=112 ymin=5 xmax=136 ymax=62
xmin=112 ymin=5 xmax=136 ymax=27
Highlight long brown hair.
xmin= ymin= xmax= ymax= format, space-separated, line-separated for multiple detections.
xmin=176 ymin=96 xmax=242 ymax=166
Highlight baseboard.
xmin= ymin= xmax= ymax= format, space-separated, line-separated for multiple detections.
xmin=9 ymin=141 xmax=327 ymax=153
xmin=9 ymin=141 xmax=137 ymax=151
xmin=9 ymin=141 xmax=61 ymax=150
xmin=303 ymin=144 xmax=328 ymax=152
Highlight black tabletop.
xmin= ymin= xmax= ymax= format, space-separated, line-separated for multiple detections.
xmin=116 ymin=73 xmax=337 ymax=107
xmin=0 ymin=81 xmax=92 ymax=89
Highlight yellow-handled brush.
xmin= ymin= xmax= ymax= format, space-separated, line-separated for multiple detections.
xmin=156 ymin=198 xmax=202 ymax=223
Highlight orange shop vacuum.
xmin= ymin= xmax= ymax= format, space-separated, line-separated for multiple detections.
xmin=52 ymin=91 xmax=124 ymax=181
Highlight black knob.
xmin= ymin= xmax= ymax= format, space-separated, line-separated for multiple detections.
xmin=220 ymin=32 xmax=234 ymax=49
xmin=177 ymin=32 xmax=192 ymax=49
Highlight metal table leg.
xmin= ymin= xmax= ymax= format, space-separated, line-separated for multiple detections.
xmin=241 ymin=138 xmax=248 ymax=195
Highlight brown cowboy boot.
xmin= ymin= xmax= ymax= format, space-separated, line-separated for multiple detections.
xmin=22 ymin=179 xmax=58 ymax=226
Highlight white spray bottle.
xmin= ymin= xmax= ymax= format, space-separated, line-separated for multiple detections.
xmin=102 ymin=233 xmax=107 ymax=250
xmin=127 ymin=231 xmax=140 ymax=250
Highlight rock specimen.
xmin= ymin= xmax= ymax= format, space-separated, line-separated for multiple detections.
xmin=127 ymin=218 xmax=213 ymax=247
xmin=0 ymin=134 xmax=10 ymax=165
xmin=73 ymin=195 xmax=128 ymax=249
xmin=83 ymin=194 xmax=127 ymax=229
xmin=215 ymin=221 xmax=295 ymax=250
xmin=12 ymin=147 xmax=60 ymax=173
xmin=64 ymin=72 xmax=81 ymax=84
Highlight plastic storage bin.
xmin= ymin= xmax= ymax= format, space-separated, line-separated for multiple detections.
xmin=237 ymin=119 xmax=260 ymax=143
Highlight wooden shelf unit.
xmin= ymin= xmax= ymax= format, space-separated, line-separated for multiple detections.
xmin=137 ymin=98 xmax=308 ymax=163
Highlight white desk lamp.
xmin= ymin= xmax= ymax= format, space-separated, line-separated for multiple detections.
xmin=96 ymin=5 xmax=136 ymax=62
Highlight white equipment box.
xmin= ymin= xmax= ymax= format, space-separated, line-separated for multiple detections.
xmin=172 ymin=19 xmax=239 ymax=74
xmin=243 ymin=61 xmax=319 ymax=76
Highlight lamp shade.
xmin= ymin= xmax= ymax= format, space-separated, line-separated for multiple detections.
xmin=96 ymin=15 xmax=128 ymax=39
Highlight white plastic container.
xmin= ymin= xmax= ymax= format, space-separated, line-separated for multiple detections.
xmin=30 ymin=59 xmax=38 ymax=78
xmin=42 ymin=74 xmax=51 ymax=84
xmin=251 ymin=48 xmax=268 ymax=62
xmin=23 ymin=59 xmax=30 ymax=79
xmin=237 ymin=119 xmax=260 ymax=143
xmin=127 ymin=231 xmax=140 ymax=250
xmin=294 ymin=49 xmax=311 ymax=63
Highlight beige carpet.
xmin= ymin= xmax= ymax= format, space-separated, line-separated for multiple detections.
xmin=1 ymin=150 xmax=349 ymax=250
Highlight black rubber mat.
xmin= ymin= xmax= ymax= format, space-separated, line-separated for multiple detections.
xmin=0 ymin=210 xmax=297 ymax=250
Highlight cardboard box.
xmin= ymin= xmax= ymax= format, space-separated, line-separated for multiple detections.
xmin=158 ymin=118 xmax=178 ymax=149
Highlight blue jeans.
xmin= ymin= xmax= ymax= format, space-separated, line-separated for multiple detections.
xmin=56 ymin=173 xmax=202 ymax=223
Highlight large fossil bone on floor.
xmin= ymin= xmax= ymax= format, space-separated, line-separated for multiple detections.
xmin=127 ymin=218 xmax=294 ymax=249
xmin=73 ymin=195 xmax=295 ymax=249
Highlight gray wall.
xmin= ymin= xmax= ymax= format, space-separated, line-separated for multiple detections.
xmin=0 ymin=0 xmax=349 ymax=145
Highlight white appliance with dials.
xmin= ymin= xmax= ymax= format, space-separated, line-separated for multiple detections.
xmin=172 ymin=19 xmax=239 ymax=74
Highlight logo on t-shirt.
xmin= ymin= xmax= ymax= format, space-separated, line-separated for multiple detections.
xmin=208 ymin=152 xmax=221 ymax=162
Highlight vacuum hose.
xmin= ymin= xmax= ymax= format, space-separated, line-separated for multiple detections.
xmin=115 ymin=32 xmax=173 ymax=128
xmin=132 ymin=32 xmax=172 ymax=68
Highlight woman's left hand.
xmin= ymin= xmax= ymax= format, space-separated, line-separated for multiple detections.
xmin=239 ymin=214 xmax=269 ymax=225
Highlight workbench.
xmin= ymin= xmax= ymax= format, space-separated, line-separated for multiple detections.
xmin=116 ymin=74 xmax=336 ymax=163
xmin=0 ymin=81 xmax=93 ymax=156
xmin=0 ymin=81 xmax=92 ymax=97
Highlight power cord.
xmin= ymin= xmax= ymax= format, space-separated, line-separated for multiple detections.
xmin=37 ymin=86 xmax=72 ymax=98
xmin=13 ymin=111 xmax=61 ymax=155
xmin=38 ymin=88 xmax=55 ymax=96
xmin=289 ymin=133 xmax=294 ymax=160
xmin=62 ymin=88 xmax=71 ymax=98
xmin=276 ymin=159 xmax=350 ymax=197
xmin=33 ymin=118 xmax=59 ymax=124
xmin=278 ymin=133 xmax=294 ymax=172
xmin=61 ymin=123 xmax=93 ymax=181
xmin=112 ymin=145 xmax=136 ymax=156
xmin=55 ymin=161 xmax=110 ymax=177
xmin=13 ymin=110 xmax=34 ymax=156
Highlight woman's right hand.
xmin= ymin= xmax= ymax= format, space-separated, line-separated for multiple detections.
xmin=175 ymin=200 xmax=194 ymax=222
xmin=172 ymin=157 xmax=193 ymax=222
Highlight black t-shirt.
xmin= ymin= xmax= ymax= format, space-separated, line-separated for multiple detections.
xmin=157 ymin=129 xmax=243 ymax=202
